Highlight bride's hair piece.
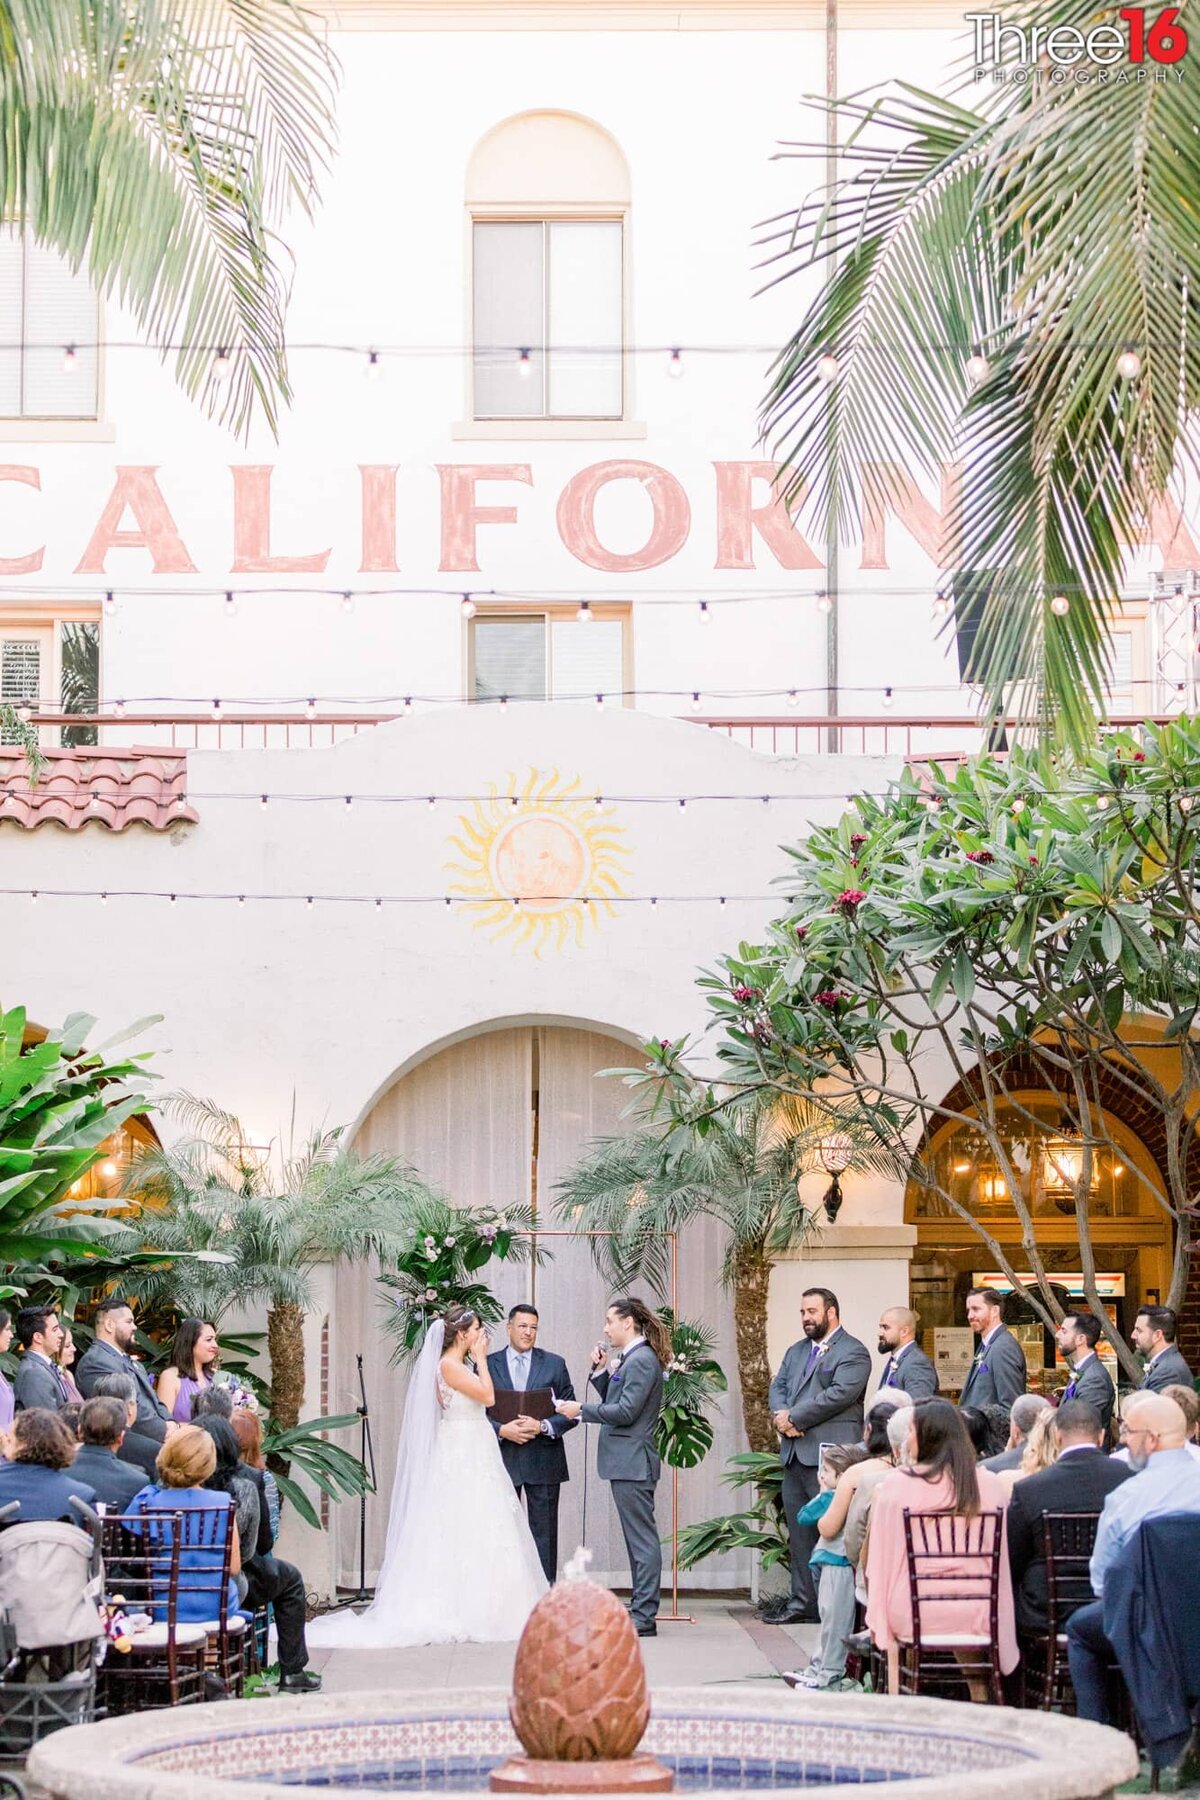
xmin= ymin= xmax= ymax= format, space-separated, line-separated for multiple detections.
xmin=442 ymin=1305 xmax=479 ymax=1349
xmin=611 ymin=1296 xmax=671 ymax=1368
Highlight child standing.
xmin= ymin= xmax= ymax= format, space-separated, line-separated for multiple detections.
xmin=786 ymin=1443 xmax=869 ymax=1689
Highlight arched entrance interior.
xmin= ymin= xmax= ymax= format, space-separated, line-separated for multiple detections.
xmin=332 ymin=1024 xmax=747 ymax=1591
xmin=906 ymin=1092 xmax=1174 ymax=1393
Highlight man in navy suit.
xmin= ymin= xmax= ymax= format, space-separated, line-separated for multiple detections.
xmin=487 ymin=1304 xmax=576 ymax=1584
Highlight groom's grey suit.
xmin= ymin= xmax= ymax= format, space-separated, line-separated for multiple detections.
xmin=581 ymin=1341 xmax=664 ymax=1631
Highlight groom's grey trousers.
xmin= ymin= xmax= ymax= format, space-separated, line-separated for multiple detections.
xmin=581 ymin=1346 xmax=666 ymax=1631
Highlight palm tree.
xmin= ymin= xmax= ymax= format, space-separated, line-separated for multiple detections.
xmin=759 ymin=11 xmax=1200 ymax=748
xmin=1 ymin=0 xmax=337 ymax=436
xmin=555 ymin=1057 xmax=902 ymax=1452
xmin=121 ymin=1095 xmax=444 ymax=1438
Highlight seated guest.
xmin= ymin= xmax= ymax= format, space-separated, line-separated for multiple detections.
xmin=196 ymin=1415 xmax=260 ymax=1599
xmin=1006 ymin=1400 xmax=1133 ymax=1635
xmin=54 ymin=1325 xmax=84 ymax=1403
xmin=12 ymin=1307 xmax=68 ymax=1412
xmin=57 ymin=1401 xmax=85 ymax=1440
xmin=90 ymin=1372 xmax=162 ymax=1479
xmin=73 ymin=1397 xmax=150 ymax=1512
xmin=866 ymin=1397 xmax=1018 ymax=1699
xmin=229 ymin=1410 xmax=321 ymax=1693
xmin=0 ymin=1408 xmax=98 ymax=1522
xmin=848 ymin=1404 xmax=915 ymax=1579
xmin=126 ymin=1425 xmax=240 ymax=1624
xmin=982 ymin=1393 xmax=1053 ymax=1472
xmin=1163 ymin=1383 xmax=1200 ymax=1454
xmin=156 ymin=1319 xmax=219 ymax=1424
xmin=1066 ymin=1394 xmax=1200 ymax=1728
xmin=995 ymin=1406 xmax=1059 ymax=1498
xmin=959 ymin=1407 xmax=996 ymax=1460
xmin=0 ymin=1309 xmax=15 ymax=1434
xmin=815 ymin=1396 xmax=904 ymax=1566
xmin=191 ymin=1385 xmax=234 ymax=1422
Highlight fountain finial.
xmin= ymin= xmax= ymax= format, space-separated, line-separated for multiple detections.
xmin=562 ymin=1545 xmax=593 ymax=1583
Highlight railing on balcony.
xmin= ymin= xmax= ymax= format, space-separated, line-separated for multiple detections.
xmin=15 ymin=709 xmax=1181 ymax=759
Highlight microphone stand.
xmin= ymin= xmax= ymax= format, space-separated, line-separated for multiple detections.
xmin=327 ymin=1351 xmax=377 ymax=1610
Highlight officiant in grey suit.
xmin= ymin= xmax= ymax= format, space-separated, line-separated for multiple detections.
xmin=487 ymin=1303 xmax=577 ymax=1583
xmin=554 ymin=1296 xmax=667 ymax=1637
xmin=769 ymin=1287 xmax=871 ymax=1622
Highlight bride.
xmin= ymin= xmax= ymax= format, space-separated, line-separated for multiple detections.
xmin=308 ymin=1305 xmax=548 ymax=1647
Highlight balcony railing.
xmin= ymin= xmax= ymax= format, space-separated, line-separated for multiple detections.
xmin=14 ymin=709 xmax=1180 ymax=759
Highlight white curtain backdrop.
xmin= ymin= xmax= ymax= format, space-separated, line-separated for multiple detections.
xmin=332 ymin=1025 xmax=750 ymax=1591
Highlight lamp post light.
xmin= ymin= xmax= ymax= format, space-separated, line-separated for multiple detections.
xmin=818 ymin=1132 xmax=854 ymax=1222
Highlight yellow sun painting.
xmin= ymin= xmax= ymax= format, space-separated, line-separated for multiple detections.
xmin=445 ymin=770 xmax=631 ymax=954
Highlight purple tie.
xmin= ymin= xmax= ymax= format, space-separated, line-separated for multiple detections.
xmin=803 ymin=1341 xmax=820 ymax=1376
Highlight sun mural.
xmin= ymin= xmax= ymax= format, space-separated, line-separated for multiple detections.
xmin=445 ymin=770 xmax=631 ymax=954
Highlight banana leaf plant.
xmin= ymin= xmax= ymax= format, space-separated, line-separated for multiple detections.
xmin=676 ymin=1450 xmax=791 ymax=1572
xmin=655 ymin=1308 xmax=727 ymax=1470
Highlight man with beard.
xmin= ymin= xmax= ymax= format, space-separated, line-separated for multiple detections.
xmin=767 ymin=1288 xmax=871 ymax=1623
xmin=874 ymin=1307 xmax=938 ymax=1400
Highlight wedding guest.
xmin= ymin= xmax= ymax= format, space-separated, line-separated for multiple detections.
xmin=982 ymin=1393 xmax=1053 ymax=1472
xmin=1054 ymin=1313 xmax=1115 ymax=1432
xmin=875 ymin=1309 xmax=938 ymax=1399
xmin=1164 ymin=1383 xmax=1200 ymax=1449
xmin=228 ymin=1410 xmax=321 ymax=1692
xmin=995 ymin=1405 xmax=1059 ymax=1499
xmin=960 ymin=1288 xmax=1027 ymax=1410
xmin=12 ymin=1307 xmax=68 ymax=1412
xmin=1006 ymin=1400 xmax=1132 ymax=1635
xmin=90 ymin=1372 xmax=161 ymax=1479
xmin=157 ymin=1319 xmax=219 ymax=1423
xmin=487 ymin=1303 xmax=577 ymax=1583
xmin=197 ymin=1415 xmax=259 ymax=1598
xmin=1132 ymin=1305 xmax=1194 ymax=1392
xmin=54 ymin=1326 xmax=84 ymax=1403
xmin=191 ymin=1386 xmax=234 ymax=1422
xmin=814 ymin=1396 xmax=904 ymax=1567
xmin=0 ymin=1309 xmax=13 ymax=1436
xmin=958 ymin=1407 xmax=994 ymax=1459
xmin=72 ymin=1396 xmax=148 ymax=1511
xmin=767 ymin=1288 xmax=872 ymax=1623
xmin=57 ymin=1401 xmax=84 ymax=1440
xmin=127 ymin=1425 xmax=240 ymax=1624
xmin=77 ymin=1300 xmax=173 ymax=1466
xmin=783 ymin=1443 xmax=869 ymax=1689
xmin=0 ymin=1409 xmax=97 ymax=1522
xmin=847 ymin=1404 xmax=915 ymax=1576
xmin=866 ymin=1397 xmax=1018 ymax=1698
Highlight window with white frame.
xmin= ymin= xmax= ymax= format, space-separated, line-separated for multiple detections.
xmin=1104 ymin=616 xmax=1147 ymax=716
xmin=473 ymin=220 xmax=624 ymax=420
xmin=470 ymin=608 xmax=628 ymax=705
xmin=0 ymin=616 xmax=100 ymax=744
xmin=0 ymin=229 xmax=99 ymax=418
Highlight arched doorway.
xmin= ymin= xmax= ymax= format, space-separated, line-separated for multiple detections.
xmin=906 ymin=1092 xmax=1174 ymax=1393
xmin=331 ymin=1023 xmax=746 ymax=1591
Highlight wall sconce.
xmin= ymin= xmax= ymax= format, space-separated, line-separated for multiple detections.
xmin=819 ymin=1132 xmax=854 ymax=1223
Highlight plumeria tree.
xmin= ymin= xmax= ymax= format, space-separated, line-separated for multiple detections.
xmin=692 ymin=718 xmax=1200 ymax=1381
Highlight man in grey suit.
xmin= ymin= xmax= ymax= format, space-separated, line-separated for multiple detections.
xmin=875 ymin=1308 xmax=938 ymax=1400
xmin=76 ymin=1298 xmax=173 ymax=1458
xmin=960 ymin=1287 xmax=1028 ymax=1411
xmin=12 ymin=1307 xmax=69 ymax=1412
xmin=554 ymin=1297 xmax=666 ymax=1638
xmin=1132 ymin=1305 xmax=1194 ymax=1392
xmin=768 ymin=1287 xmax=871 ymax=1623
xmin=1055 ymin=1312 xmax=1116 ymax=1433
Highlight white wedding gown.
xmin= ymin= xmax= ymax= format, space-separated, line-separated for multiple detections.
xmin=308 ymin=1372 xmax=549 ymax=1648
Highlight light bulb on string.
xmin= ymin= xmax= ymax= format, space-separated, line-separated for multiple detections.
xmin=62 ymin=344 xmax=78 ymax=375
xmin=932 ymin=591 xmax=950 ymax=619
xmin=815 ymin=353 xmax=840 ymax=383
xmin=816 ymin=591 xmax=833 ymax=615
xmin=104 ymin=591 xmax=116 ymax=618
xmin=966 ymin=349 xmax=989 ymax=387
xmin=260 ymin=794 xmax=268 ymax=810
xmin=460 ymin=594 xmax=476 ymax=619
xmin=223 ymin=590 xmax=236 ymax=619
xmin=667 ymin=347 xmax=685 ymax=379
xmin=882 ymin=686 xmax=895 ymax=708
xmin=427 ymin=796 xmax=435 ymax=811
xmin=211 ymin=348 xmax=232 ymax=386
xmin=99 ymin=892 xmax=107 ymax=906
xmin=211 ymin=699 xmax=223 ymax=721
xmin=1050 ymin=593 xmax=1071 ymax=616
xmin=577 ymin=600 xmax=593 ymax=625
xmin=698 ymin=600 xmax=711 ymax=625
xmin=595 ymin=692 xmax=605 ymax=711
xmin=499 ymin=694 xmax=508 ymax=713
xmin=787 ymin=689 xmax=799 ymax=708
xmin=305 ymin=699 xmax=316 ymax=721
xmin=1117 ymin=346 xmax=1142 ymax=380
xmin=517 ymin=347 xmax=533 ymax=381
xmin=114 ymin=699 xmax=126 ymax=720
xmin=404 ymin=696 xmax=413 ymax=715
xmin=365 ymin=350 xmax=383 ymax=383
xmin=690 ymin=691 xmax=702 ymax=713
xmin=29 ymin=891 xmax=36 ymax=906
xmin=341 ymin=591 xmax=354 ymax=614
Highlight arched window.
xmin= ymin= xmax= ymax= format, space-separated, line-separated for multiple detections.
xmin=466 ymin=112 xmax=630 ymax=423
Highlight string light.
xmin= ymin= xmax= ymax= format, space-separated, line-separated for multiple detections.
xmin=211 ymin=348 xmax=232 ymax=385
xmin=932 ymin=591 xmax=950 ymax=619
xmin=697 ymin=601 xmax=711 ymax=625
xmin=577 ymin=600 xmax=593 ymax=624
xmin=341 ymin=591 xmax=354 ymax=614
xmin=1117 ymin=347 xmax=1142 ymax=380
xmin=305 ymin=699 xmax=317 ymax=721
xmin=816 ymin=591 xmax=833 ymax=615
xmin=114 ymin=699 xmax=125 ymax=719
xmin=787 ymin=689 xmax=799 ymax=707
xmin=966 ymin=350 xmax=989 ymax=386
xmin=595 ymin=692 xmax=605 ymax=711
xmin=29 ymin=891 xmax=36 ymax=905
xmin=103 ymin=591 xmax=116 ymax=618
xmin=223 ymin=590 xmax=236 ymax=619
xmin=1050 ymin=593 xmax=1071 ymax=616
xmin=460 ymin=595 xmax=476 ymax=620
xmin=517 ymin=348 xmax=533 ymax=380
xmin=667 ymin=348 xmax=685 ymax=379
xmin=404 ymin=697 xmax=413 ymax=715
xmin=499 ymin=695 xmax=508 ymax=712
xmin=211 ymin=699 xmax=223 ymax=721
xmin=365 ymin=350 xmax=383 ymax=383
xmin=882 ymin=686 xmax=894 ymax=708
xmin=260 ymin=794 xmax=268 ymax=810
xmin=62 ymin=344 xmax=78 ymax=375
xmin=690 ymin=691 xmax=702 ymax=712
xmin=815 ymin=353 xmax=840 ymax=383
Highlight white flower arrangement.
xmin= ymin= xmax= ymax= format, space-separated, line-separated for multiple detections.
xmin=212 ymin=1371 xmax=260 ymax=1415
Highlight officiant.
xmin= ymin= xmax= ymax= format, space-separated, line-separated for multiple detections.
xmin=487 ymin=1304 xmax=577 ymax=1583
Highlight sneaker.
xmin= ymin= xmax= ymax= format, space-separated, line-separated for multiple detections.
xmin=279 ymin=1669 xmax=323 ymax=1693
xmin=781 ymin=1668 xmax=822 ymax=1689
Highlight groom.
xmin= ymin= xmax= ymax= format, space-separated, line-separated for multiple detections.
xmin=487 ymin=1303 xmax=577 ymax=1584
xmin=554 ymin=1296 xmax=665 ymax=1638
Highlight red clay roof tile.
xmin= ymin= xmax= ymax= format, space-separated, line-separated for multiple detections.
xmin=0 ymin=746 xmax=197 ymax=832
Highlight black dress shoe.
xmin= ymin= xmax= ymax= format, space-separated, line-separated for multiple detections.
xmin=636 ymin=1623 xmax=658 ymax=1637
xmin=279 ymin=1669 xmax=323 ymax=1692
xmin=774 ymin=1604 xmax=820 ymax=1625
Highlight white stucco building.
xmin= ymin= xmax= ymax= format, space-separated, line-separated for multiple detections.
xmin=3 ymin=0 xmax=1195 ymax=1593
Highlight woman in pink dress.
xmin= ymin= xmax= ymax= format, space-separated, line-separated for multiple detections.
xmin=866 ymin=1397 xmax=1018 ymax=1699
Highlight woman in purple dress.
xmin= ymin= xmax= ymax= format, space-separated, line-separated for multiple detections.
xmin=156 ymin=1318 xmax=219 ymax=1424
xmin=0 ymin=1310 xmax=14 ymax=1436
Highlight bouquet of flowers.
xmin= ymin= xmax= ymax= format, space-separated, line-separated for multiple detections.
xmin=212 ymin=1371 xmax=260 ymax=1414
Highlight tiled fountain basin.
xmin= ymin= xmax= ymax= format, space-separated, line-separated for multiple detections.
xmin=27 ymin=1685 xmax=1139 ymax=1800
